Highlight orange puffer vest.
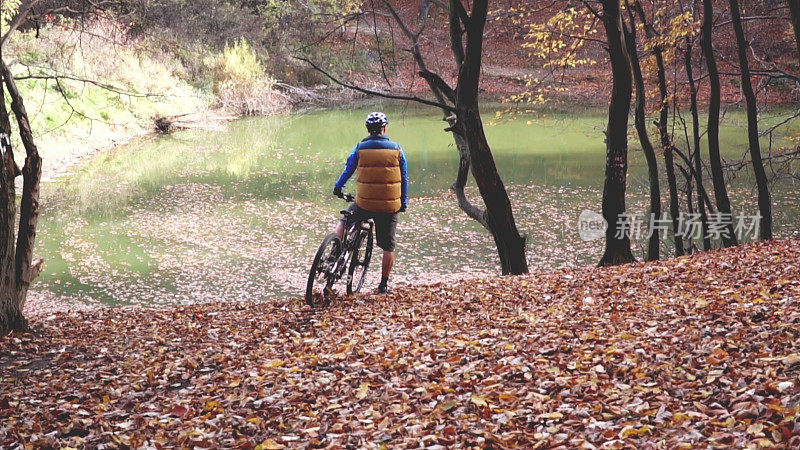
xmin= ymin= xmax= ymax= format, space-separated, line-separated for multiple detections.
xmin=356 ymin=148 xmax=402 ymax=213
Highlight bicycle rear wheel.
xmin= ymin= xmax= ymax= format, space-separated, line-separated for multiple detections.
xmin=306 ymin=234 xmax=342 ymax=306
xmin=347 ymin=226 xmax=373 ymax=295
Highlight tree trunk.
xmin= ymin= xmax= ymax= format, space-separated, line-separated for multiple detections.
xmin=729 ymin=0 xmax=772 ymax=240
xmin=631 ymin=1 xmax=683 ymax=256
xmin=683 ymin=164 xmax=695 ymax=254
xmin=684 ymin=38 xmax=712 ymax=251
xmin=598 ymin=0 xmax=635 ymax=266
xmin=701 ymin=0 xmax=738 ymax=247
xmin=379 ymin=0 xmax=525 ymax=274
xmin=656 ymin=65 xmax=684 ymax=256
xmin=420 ymin=0 xmax=431 ymax=19
xmin=451 ymin=132 xmax=489 ymax=228
xmin=0 ymin=59 xmax=43 ymax=335
xmin=622 ymin=7 xmax=660 ymax=261
xmin=456 ymin=0 xmax=528 ymax=274
xmin=0 ymin=78 xmax=26 ymax=334
xmin=788 ymin=0 xmax=800 ymax=63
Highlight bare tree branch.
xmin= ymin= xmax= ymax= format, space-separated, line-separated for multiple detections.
xmin=581 ymin=0 xmax=603 ymax=20
xmin=369 ymin=0 xmax=392 ymax=87
xmin=760 ymin=109 xmax=800 ymax=138
xmin=14 ymin=72 xmax=157 ymax=98
xmin=293 ymin=56 xmax=456 ymax=112
xmin=418 ymin=70 xmax=456 ymax=103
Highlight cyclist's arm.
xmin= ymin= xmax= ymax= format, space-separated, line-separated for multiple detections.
xmin=399 ymin=148 xmax=408 ymax=207
xmin=334 ymin=146 xmax=359 ymax=190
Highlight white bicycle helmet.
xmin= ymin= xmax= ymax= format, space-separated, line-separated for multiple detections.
xmin=365 ymin=112 xmax=389 ymax=134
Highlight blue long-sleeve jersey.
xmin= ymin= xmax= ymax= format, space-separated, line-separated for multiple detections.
xmin=334 ymin=135 xmax=408 ymax=207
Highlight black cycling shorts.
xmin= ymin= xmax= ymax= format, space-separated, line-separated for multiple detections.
xmin=340 ymin=203 xmax=398 ymax=252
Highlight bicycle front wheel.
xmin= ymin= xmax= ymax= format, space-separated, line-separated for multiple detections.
xmin=306 ymin=234 xmax=342 ymax=306
xmin=347 ymin=227 xmax=373 ymax=295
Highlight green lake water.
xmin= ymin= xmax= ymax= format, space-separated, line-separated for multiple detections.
xmin=31 ymin=102 xmax=800 ymax=309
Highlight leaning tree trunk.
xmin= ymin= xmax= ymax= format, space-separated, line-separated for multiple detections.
xmin=382 ymin=0 xmax=524 ymax=273
xmin=701 ymin=0 xmax=738 ymax=247
xmin=685 ymin=39 xmax=711 ymax=251
xmin=622 ymin=7 xmax=660 ymax=261
xmin=598 ymin=0 xmax=635 ymax=266
xmin=456 ymin=0 xmax=528 ymax=274
xmin=382 ymin=0 xmax=489 ymax=230
xmin=788 ymin=0 xmax=800 ymax=63
xmin=0 ymin=60 xmax=44 ymax=335
xmin=729 ymin=0 xmax=772 ymax=240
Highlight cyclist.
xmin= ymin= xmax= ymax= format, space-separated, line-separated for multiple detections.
xmin=333 ymin=112 xmax=408 ymax=294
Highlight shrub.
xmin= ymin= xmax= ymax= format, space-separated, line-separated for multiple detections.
xmin=204 ymin=39 xmax=286 ymax=115
xmin=217 ymin=76 xmax=286 ymax=116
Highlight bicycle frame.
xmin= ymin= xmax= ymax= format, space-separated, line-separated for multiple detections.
xmin=333 ymin=215 xmax=369 ymax=277
xmin=321 ymin=195 xmax=362 ymax=279
xmin=306 ymin=192 xmax=374 ymax=305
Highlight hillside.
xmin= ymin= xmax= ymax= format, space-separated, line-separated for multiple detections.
xmin=339 ymin=0 xmax=800 ymax=105
xmin=2 ymin=239 xmax=799 ymax=447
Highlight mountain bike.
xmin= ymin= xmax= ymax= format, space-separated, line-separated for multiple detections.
xmin=305 ymin=193 xmax=374 ymax=306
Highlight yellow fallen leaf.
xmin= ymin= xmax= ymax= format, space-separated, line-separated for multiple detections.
xmin=256 ymin=439 xmax=285 ymax=450
xmin=673 ymin=412 xmax=690 ymax=424
xmin=204 ymin=400 xmax=221 ymax=412
xmin=499 ymin=392 xmax=517 ymax=402
xmin=440 ymin=400 xmax=458 ymax=412
xmin=747 ymin=422 xmax=764 ymax=436
xmin=754 ymin=438 xmax=774 ymax=448
xmin=355 ymin=382 xmax=369 ymax=400
xmin=712 ymin=416 xmax=736 ymax=428
xmin=265 ymin=359 xmax=285 ymax=368
xmin=470 ymin=394 xmax=488 ymax=407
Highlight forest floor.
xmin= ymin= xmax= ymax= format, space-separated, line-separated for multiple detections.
xmin=2 ymin=239 xmax=800 ymax=448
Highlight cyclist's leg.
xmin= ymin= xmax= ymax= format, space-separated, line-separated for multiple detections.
xmin=333 ymin=203 xmax=360 ymax=239
xmin=382 ymin=251 xmax=394 ymax=278
xmin=374 ymin=212 xmax=398 ymax=279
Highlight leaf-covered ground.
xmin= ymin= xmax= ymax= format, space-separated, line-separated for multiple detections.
xmin=3 ymin=239 xmax=800 ymax=448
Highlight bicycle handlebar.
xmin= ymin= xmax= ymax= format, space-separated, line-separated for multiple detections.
xmin=337 ymin=192 xmax=355 ymax=202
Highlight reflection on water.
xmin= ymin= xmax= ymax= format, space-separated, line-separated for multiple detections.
xmin=30 ymin=103 xmax=800 ymax=309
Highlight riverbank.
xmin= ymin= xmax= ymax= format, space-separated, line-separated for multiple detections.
xmin=10 ymin=14 xmax=797 ymax=185
xmin=2 ymin=238 xmax=799 ymax=447
xmin=4 ymin=18 xmax=370 ymax=183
